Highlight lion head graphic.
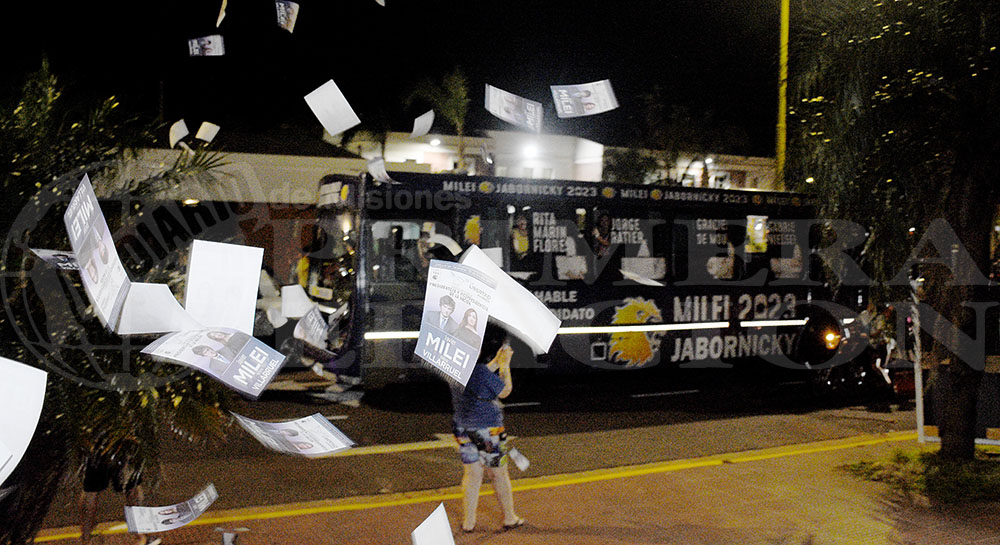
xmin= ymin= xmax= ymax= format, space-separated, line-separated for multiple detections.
xmin=609 ymin=297 xmax=663 ymax=367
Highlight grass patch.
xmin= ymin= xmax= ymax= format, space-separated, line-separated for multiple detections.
xmin=842 ymin=447 xmax=1000 ymax=503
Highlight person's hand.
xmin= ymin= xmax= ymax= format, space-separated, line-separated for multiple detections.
xmin=498 ymin=344 xmax=513 ymax=372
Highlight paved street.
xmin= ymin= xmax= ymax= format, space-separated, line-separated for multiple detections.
xmin=38 ymin=369 xmax=917 ymax=538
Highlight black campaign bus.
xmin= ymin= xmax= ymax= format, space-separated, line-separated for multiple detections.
xmin=315 ymin=171 xmax=859 ymax=389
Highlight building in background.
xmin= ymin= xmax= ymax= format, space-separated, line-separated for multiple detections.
xmin=332 ymin=130 xmax=778 ymax=190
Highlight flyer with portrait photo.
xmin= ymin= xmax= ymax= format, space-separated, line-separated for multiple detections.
xmin=232 ymin=413 xmax=354 ymax=458
xmin=124 ymin=483 xmax=217 ymax=533
xmin=549 ymin=79 xmax=619 ymax=118
xmin=415 ymin=259 xmax=496 ymax=387
xmin=188 ymin=35 xmax=225 ymax=56
xmin=29 ymin=248 xmax=79 ymax=271
xmin=63 ymin=174 xmax=131 ymax=331
xmin=141 ymin=328 xmax=285 ymax=398
xmin=484 ymin=84 xmax=542 ymax=133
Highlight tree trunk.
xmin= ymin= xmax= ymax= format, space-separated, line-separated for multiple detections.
xmin=934 ymin=363 xmax=982 ymax=460
xmin=928 ymin=170 xmax=992 ymax=461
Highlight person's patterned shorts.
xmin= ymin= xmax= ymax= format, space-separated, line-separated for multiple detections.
xmin=454 ymin=426 xmax=508 ymax=467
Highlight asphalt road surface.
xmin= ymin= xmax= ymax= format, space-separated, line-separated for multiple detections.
xmin=41 ymin=365 xmax=916 ymax=530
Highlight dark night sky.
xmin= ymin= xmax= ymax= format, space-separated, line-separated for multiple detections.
xmin=3 ymin=0 xmax=782 ymax=156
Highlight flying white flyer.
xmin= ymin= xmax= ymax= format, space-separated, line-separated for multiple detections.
xmin=410 ymin=503 xmax=456 ymax=545
xmin=549 ymin=79 xmax=619 ymax=118
xmin=0 ymin=357 xmax=47 ymax=487
xmin=232 ymin=413 xmax=354 ymax=457
xmin=141 ymin=328 xmax=285 ymax=398
xmin=304 ymin=80 xmax=361 ymax=138
xmin=124 ymin=484 xmax=218 ymax=533
xmin=30 ymin=248 xmax=78 ymax=271
xmin=275 ymin=1 xmax=300 ymax=32
xmin=409 ymin=110 xmax=434 ymax=138
xmin=188 ymin=35 xmax=225 ymax=56
xmin=484 ymin=84 xmax=542 ymax=133
xmin=63 ymin=175 xmax=131 ymax=331
xmin=293 ymin=305 xmax=329 ymax=349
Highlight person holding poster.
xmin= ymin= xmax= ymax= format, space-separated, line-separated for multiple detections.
xmin=451 ymin=322 xmax=524 ymax=533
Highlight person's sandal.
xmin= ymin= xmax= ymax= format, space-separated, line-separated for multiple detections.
xmin=502 ymin=517 xmax=525 ymax=530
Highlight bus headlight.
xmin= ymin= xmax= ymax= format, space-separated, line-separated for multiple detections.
xmin=823 ymin=331 xmax=842 ymax=350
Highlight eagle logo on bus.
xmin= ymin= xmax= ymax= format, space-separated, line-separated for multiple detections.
xmin=609 ymin=297 xmax=663 ymax=367
xmin=479 ymin=181 xmax=495 ymax=194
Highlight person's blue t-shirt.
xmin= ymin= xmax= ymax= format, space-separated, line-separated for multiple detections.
xmin=451 ymin=363 xmax=505 ymax=429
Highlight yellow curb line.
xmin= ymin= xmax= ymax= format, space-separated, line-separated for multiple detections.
xmin=35 ymin=431 xmax=918 ymax=542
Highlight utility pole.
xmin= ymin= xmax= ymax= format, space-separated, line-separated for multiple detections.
xmin=776 ymin=0 xmax=790 ymax=186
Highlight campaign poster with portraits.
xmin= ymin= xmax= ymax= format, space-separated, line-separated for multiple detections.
xmin=415 ymin=259 xmax=496 ymax=387
xmin=484 ymin=84 xmax=542 ymax=133
xmin=63 ymin=174 xmax=130 ymax=331
xmin=30 ymin=248 xmax=78 ymax=271
xmin=188 ymin=35 xmax=225 ymax=56
xmin=141 ymin=328 xmax=285 ymax=398
xmin=124 ymin=483 xmax=217 ymax=533
xmin=232 ymin=413 xmax=354 ymax=458
xmin=549 ymin=79 xmax=619 ymax=118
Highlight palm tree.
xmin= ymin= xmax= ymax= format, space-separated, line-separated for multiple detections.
xmin=0 ymin=63 xmax=233 ymax=543
xmin=404 ymin=66 xmax=471 ymax=171
xmin=788 ymin=0 xmax=1000 ymax=460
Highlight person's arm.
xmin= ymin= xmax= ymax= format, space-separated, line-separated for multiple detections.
xmin=489 ymin=343 xmax=514 ymax=399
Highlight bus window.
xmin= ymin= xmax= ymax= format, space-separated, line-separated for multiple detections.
xmin=370 ymin=221 xmax=422 ymax=283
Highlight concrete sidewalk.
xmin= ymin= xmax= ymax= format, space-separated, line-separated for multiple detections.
xmin=35 ymin=432 xmax=1000 ymax=545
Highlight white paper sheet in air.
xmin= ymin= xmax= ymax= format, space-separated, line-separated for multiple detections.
xmin=141 ymin=328 xmax=285 ymax=398
xmin=480 ymin=247 xmax=503 ymax=267
xmin=275 ymin=1 xmax=300 ymax=32
xmin=188 ymin=35 xmax=225 ymax=57
xmin=118 ymin=283 xmax=204 ymax=335
xmin=232 ymin=413 xmax=354 ymax=457
xmin=195 ymin=121 xmax=221 ymax=143
xmin=367 ymin=158 xmax=394 ymax=183
xmin=409 ymin=110 xmax=434 ymax=138
xmin=293 ymin=305 xmax=329 ymax=349
xmin=169 ymin=120 xmax=189 ymax=148
xmin=30 ymin=248 xmax=78 ymax=270
xmin=124 ymin=483 xmax=217 ymax=533
xmin=549 ymin=79 xmax=619 ymax=118
xmin=216 ymin=0 xmax=227 ymax=26
xmin=64 ymin=175 xmax=131 ymax=331
xmin=281 ymin=284 xmax=314 ymax=319
xmin=0 ymin=357 xmax=47 ymax=487
xmin=304 ymin=80 xmax=361 ymax=138
xmin=460 ymin=245 xmax=561 ymax=355
xmin=484 ymin=84 xmax=543 ymax=133
xmin=0 ymin=439 xmax=12 ymax=476
xmin=410 ymin=503 xmax=456 ymax=545
xmin=185 ymin=240 xmax=263 ymax=334
xmin=259 ymin=270 xmax=279 ymax=298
